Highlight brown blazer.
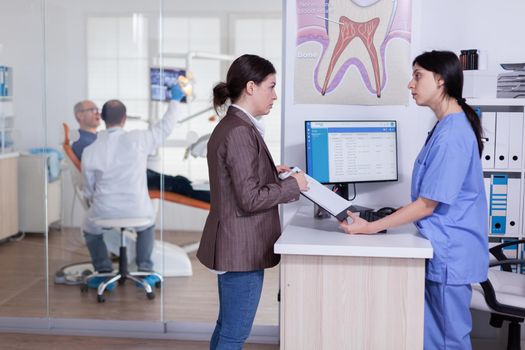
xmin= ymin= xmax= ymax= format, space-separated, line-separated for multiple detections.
xmin=197 ymin=106 xmax=300 ymax=271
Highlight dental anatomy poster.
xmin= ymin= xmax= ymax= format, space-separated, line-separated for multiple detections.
xmin=294 ymin=0 xmax=411 ymax=105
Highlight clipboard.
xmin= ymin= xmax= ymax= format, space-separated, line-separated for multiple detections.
xmin=302 ymin=173 xmax=353 ymax=221
xmin=283 ymin=168 xmax=352 ymax=221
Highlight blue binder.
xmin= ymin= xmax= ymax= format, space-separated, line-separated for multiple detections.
xmin=489 ymin=174 xmax=508 ymax=235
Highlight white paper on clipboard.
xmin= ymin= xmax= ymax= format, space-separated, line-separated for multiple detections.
xmin=301 ymin=173 xmax=352 ymax=220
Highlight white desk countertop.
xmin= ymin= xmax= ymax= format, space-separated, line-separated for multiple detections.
xmin=275 ymin=207 xmax=433 ymax=259
xmin=0 ymin=152 xmax=19 ymax=160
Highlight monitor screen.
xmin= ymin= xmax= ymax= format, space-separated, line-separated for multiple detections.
xmin=150 ymin=67 xmax=187 ymax=102
xmin=305 ymin=120 xmax=398 ymax=184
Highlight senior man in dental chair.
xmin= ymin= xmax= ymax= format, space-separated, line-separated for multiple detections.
xmin=80 ymin=86 xmax=186 ymax=289
xmin=72 ymin=99 xmax=210 ymax=202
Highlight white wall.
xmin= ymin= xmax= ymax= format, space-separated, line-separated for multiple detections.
xmin=0 ymin=0 xmax=47 ymax=149
xmin=282 ymin=0 xmax=427 ymax=223
xmin=417 ymin=1 xmax=525 ymax=69
xmin=282 ymin=0 xmax=525 ymax=224
xmin=2 ymin=0 xmax=525 ymax=230
xmin=0 ymin=0 xmax=281 ymax=230
xmin=282 ymin=0 xmax=525 ymax=343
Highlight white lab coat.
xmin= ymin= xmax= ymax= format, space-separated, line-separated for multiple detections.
xmin=81 ymin=102 xmax=178 ymax=234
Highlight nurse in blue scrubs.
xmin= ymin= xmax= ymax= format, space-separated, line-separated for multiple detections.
xmin=340 ymin=50 xmax=489 ymax=349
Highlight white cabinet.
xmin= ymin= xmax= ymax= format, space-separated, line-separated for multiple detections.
xmin=18 ymin=154 xmax=62 ymax=234
xmin=0 ymin=153 xmax=19 ymax=240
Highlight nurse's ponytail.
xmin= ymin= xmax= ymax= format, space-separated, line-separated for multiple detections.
xmin=456 ymin=97 xmax=484 ymax=157
xmin=413 ymin=51 xmax=484 ymax=157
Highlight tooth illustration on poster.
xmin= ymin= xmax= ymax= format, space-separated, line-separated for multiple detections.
xmin=294 ymin=0 xmax=412 ymax=105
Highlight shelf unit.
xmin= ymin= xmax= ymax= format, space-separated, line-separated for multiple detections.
xmin=0 ymin=66 xmax=19 ymax=240
xmin=0 ymin=66 xmax=14 ymax=154
xmin=469 ymin=98 xmax=525 ymax=271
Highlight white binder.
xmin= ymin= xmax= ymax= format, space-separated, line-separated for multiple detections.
xmin=506 ymin=177 xmax=521 ymax=236
xmin=507 ymin=112 xmax=523 ymax=169
xmin=495 ymin=112 xmax=511 ymax=169
xmin=483 ymin=176 xmax=491 ymax=210
xmin=481 ymin=112 xmax=496 ymax=168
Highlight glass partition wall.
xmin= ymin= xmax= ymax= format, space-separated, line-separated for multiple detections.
xmin=0 ymin=0 xmax=282 ymax=340
xmin=0 ymin=0 xmax=48 ymax=319
xmin=45 ymin=0 xmax=165 ymax=322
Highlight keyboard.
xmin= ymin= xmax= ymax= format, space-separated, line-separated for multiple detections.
xmin=358 ymin=209 xmax=394 ymax=233
xmin=359 ymin=210 xmax=390 ymax=222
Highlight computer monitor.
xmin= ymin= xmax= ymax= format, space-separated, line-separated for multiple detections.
xmin=150 ymin=67 xmax=187 ymax=102
xmin=305 ymin=120 xmax=398 ymax=184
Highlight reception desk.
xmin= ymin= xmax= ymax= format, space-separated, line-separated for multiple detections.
xmin=275 ymin=207 xmax=433 ymax=350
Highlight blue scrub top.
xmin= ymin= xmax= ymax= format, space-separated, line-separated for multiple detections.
xmin=411 ymin=112 xmax=489 ymax=285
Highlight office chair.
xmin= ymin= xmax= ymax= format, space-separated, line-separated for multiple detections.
xmin=471 ymin=239 xmax=525 ymax=350
xmin=81 ymin=217 xmax=162 ymax=303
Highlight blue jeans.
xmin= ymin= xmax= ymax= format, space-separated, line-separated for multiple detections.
xmin=83 ymin=225 xmax=155 ymax=272
xmin=210 ymin=270 xmax=264 ymax=350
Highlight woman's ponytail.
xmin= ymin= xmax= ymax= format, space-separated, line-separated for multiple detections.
xmin=458 ymin=98 xmax=484 ymax=157
xmin=212 ymin=82 xmax=230 ymax=115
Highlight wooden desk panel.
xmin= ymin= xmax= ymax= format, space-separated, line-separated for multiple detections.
xmin=0 ymin=156 xmax=18 ymax=240
xmin=280 ymin=254 xmax=425 ymax=350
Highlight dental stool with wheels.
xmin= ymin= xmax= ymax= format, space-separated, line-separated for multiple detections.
xmin=80 ymin=217 xmax=163 ymax=303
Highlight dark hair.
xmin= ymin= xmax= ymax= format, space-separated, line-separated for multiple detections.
xmin=213 ymin=54 xmax=276 ymax=114
xmin=101 ymin=99 xmax=126 ymax=127
xmin=413 ymin=50 xmax=483 ymax=157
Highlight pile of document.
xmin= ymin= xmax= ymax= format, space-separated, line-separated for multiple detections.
xmin=0 ymin=66 xmax=12 ymax=97
xmin=497 ymin=63 xmax=525 ymax=98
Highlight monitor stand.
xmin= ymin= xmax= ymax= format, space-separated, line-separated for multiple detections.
xmin=332 ymin=183 xmax=349 ymax=199
xmin=313 ymin=203 xmax=331 ymax=219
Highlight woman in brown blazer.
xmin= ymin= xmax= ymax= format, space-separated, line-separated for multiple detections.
xmin=197 ymin=54 xmax=307 ymax=349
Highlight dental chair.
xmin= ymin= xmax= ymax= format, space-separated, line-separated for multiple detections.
xmin=471 ymin=239 xmax=525 ymax=350
xmin=62 ymin=123 xmax=210 ymax=211
xmin=60 ymin=123 xmax=210 ymax=281
xmin=62 ymin=124 xmax=88 ymax=211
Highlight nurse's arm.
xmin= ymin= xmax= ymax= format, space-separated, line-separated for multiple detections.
xmin=339 ymin=197 xmax=438 ymax=235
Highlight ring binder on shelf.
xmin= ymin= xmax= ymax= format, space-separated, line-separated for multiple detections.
xmin=489 ymin=174 xmax=508 ymax=235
